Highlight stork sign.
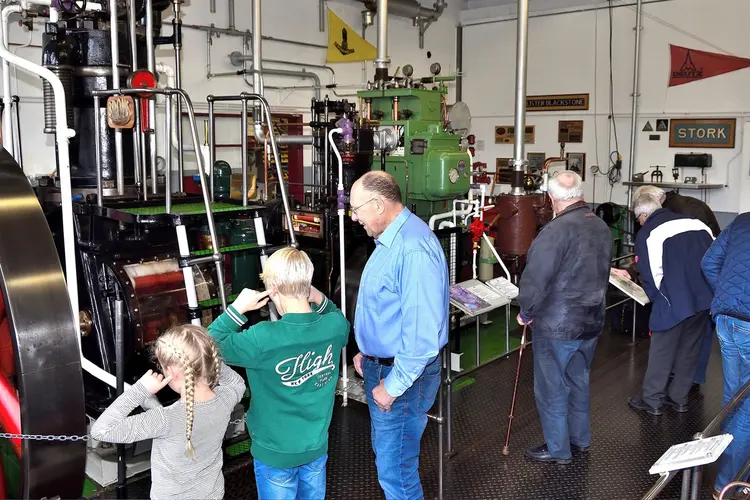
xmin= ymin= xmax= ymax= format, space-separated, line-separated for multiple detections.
xmin=326 ymin=8 xmax=377 ymax=63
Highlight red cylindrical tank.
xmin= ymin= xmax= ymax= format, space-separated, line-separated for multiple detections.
xmin=531 ymin=193 xmax=554 ymax=227
xmin=492 ymin=194 xmax=539 ymax=256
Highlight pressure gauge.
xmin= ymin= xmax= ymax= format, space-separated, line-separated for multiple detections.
xmin=449 ymin=167 xmax=459 ymax=184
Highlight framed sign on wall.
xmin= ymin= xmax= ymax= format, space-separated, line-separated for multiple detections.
xmin=669 ymin=118 xmax=736 ymax=148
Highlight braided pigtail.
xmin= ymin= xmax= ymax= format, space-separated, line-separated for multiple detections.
xmin=207 ymin=339 xmax=221 ymax=389
xmin=154 ymin=324 xmax=222 ymax=461
xmin=183 ymin=359 xmax=196 ymax=459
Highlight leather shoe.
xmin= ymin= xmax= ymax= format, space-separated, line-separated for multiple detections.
xmin=571 ymin=443 xmax=589 ymax=453
xmin=665 ymin=397 xmax=689 ymax=413
xmin=524 ymin=444 xmax=572 ymax=464
xmin=628 ymin=396 xmax=664 ymax=416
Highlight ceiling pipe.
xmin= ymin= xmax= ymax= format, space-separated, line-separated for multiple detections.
xmin=510 ymin=0 xmax=529 ymax=195
xmin=361 ymin=0 xmax=445 ymax=20
xmin=374 ymin=0 xmax=390 ymax=84
xmin=360 ymin=0 xmax=447 ymax=49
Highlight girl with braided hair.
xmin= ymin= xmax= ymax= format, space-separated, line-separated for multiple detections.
xmin=90 ymin=325 xmax=246 ymax=499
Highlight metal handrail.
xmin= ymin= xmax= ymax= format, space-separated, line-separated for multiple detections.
xmin=92 ymin=86 xmax=228 ymax=310
xmin=207 ymin=92 xmax=297 ymax=247
xmin=642 ymin=378 xmax=750 ymax=499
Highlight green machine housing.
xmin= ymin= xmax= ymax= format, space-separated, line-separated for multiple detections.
xmin=358 ymin=84 xmax=471 ymax=219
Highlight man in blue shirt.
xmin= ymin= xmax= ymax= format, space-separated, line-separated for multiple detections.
xmin=350 ymin=171 xmax=448 ymax=500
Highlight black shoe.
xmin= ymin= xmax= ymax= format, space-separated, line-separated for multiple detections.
xmin=570 ymin=443 xmax=590 ymax=453
xmin=664 ymin=397 xmax=689 ymax=413
xmin=524 ymin=444 xmax=572 ymax=464
xmin=690 ymin=383 xmax=701 ymax=394
xmin=628 ymin=396 xmax=664 ymax=416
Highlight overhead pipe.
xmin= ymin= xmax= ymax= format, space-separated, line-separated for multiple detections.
xmin=228 ymin=0 xmax=236 ymax=30
xmin=510 ymin=0 xmax=529 ymax=195
xmin=361 ymin=0 xmax=445 ymax=20
xmin=374 ymin=0 xmax=390 ymax=83
xmin=251 ymin=0 xmax=263 ymax=139
xmin=243 ymin=66 xmax=321 ymax=100
xmin=625 ymin=0 xmax=644 ymax=245
xmin=182 ymin=23 xmax=328 ymax=50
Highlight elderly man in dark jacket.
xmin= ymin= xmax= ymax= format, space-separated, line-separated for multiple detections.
xmin=517 ymin=171 xmax=612 ymax=464
xmin=626 ymin=192 xmax=714 ymax=416
xmin=701 ymin=212 xmax=750 ymax=498
xmin=632 ymin=185 xmax=717 ymax=388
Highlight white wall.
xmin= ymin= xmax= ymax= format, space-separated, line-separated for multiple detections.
xmin=462 ymin=0 xmax=750 ymax=215
xmin=4 ymin=0 xmax=461 ymax=177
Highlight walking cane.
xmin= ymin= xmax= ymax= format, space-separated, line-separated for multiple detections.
xmin=503 ymin=324 xmax=528 ymax=456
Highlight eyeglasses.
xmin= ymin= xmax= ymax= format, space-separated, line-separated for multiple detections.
xmin=351 ymin=198 xmax=376 ymax=216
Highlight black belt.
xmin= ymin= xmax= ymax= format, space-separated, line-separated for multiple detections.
xmin=364 ymin=355 xmax=394 ymax=366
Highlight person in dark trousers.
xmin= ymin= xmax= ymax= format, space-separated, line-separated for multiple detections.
xmin=626 ymin=192 xmax=714 ymax=416
xmin=701 ymin=212 xmax=750 ymax=500
xmin=517 ymin=171 xmax=612 ymax=464
xmin=633 ymin=185 xmax=718 ymax=387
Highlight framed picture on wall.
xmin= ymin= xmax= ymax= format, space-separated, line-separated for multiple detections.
xmin=495 ymin=158 xmax=512 ymax=184
xmin=566 ymin=152 xmax=586 ymax=181
xmin=527 ymin=152 xmax=546 ymax=174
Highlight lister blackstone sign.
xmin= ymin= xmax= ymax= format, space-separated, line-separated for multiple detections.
xmin=526 ymin=94 xmax=589 ymax=112
xmin=669 ymin=118 xmax=736 ymax=148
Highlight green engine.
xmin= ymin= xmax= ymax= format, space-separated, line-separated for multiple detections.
xmin=358 ymin=82 xmax=471 ymax=219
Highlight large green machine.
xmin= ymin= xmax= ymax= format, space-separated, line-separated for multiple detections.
xmin=358 ymin=80 xmax=471 ymax=219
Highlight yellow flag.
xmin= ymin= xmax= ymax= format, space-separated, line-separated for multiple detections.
xmin=326 ymin=8 xmax=377 ymax=63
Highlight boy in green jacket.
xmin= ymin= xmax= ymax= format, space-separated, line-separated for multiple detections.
xmin=208 ymin=247 xmax=350 ymax=500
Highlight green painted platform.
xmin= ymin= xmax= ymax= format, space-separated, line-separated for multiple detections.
xmin=117 ymin=202 xmax=263 ymax=216
xmin=191 ymin=243 xmax=259 ymax=257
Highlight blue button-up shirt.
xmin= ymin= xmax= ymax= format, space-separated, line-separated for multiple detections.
xmin=354 ymin=208 xmax=449 ymax=397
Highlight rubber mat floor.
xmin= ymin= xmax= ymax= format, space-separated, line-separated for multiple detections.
xmin=96 ymin=330 xmax=726 ymax=500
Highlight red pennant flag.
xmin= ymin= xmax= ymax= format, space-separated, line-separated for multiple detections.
xmin=669 ymin=44 xmax=750 ymax=87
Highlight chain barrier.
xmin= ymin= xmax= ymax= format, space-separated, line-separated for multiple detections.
xmin=0 ymin=419 xmax=247 ymax=443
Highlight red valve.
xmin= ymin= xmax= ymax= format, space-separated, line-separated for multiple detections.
xmin=467 ymin=134 xmax=475 ymax=145
xmin=469 ymin=146 xmax=476 ymax=157
xmin=468 ymin=218 xmax=485 ymax=243
xmin=129 ymin=70 xmax=157 ymax=133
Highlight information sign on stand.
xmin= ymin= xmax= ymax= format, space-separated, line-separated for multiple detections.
xmin=649 ymin=434 xmax=733 ymax=475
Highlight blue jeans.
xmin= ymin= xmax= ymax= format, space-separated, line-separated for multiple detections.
xmin=533 ymin=336 xmax=599 ymax=459
xmin=253 ymin=454 xmax=327 ymax=500
xmin=363 ymin=356 xmax=441 ymax=500
xmin=714 ymin=315 xmax=750 ymax=491
xmin=693 ymin=319 xmax=715 ymax=385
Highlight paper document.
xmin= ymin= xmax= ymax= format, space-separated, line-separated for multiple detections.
xmin=609 ymin=269 xmax=651 ymax=306
xmin=450 ymin=279 xmax=510 ymax=317
xmin=649 ymin=434 xmax=733 ymax=475
xmin=485 ymin=276 xmax=519 ymax=300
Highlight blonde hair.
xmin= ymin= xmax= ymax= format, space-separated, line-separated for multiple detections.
xmin=153 ymin=325 xmax=221 ymax=459
xmin=259 ymin=247 xmax=314 ymax=299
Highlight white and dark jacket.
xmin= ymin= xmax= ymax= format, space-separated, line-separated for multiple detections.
xmin=634 ymin=208 xmax=714 ymax=332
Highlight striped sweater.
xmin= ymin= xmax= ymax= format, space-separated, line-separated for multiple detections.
xmin=90 ymin=362 xmax=245 ymax=499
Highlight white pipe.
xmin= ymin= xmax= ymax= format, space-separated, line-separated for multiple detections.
xmin=1 ymin=5 xmax=20 ymax=159
xmin=482 ymin=232 xmax=511 ymax=282
xmin=251 ymin=0 xmax=264 ymax=138
xmin=156 ymin=62 xmax=184 ymax=156
xmin=328 ymin=127 xmax=349 ymax=407
xmin=146 ymin=0 xmax=157 ymax=195
xmin=108 ymin=0 xmax=124 ymax=195
xmin=21 ymin=0 xmax=102 ymax=11
xmin=0 ymin=29 xmax=125 ymax=389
